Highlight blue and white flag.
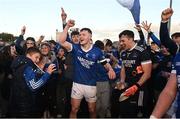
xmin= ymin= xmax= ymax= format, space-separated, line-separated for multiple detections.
xmin=116 ymin=0 xmax=140 ymax=24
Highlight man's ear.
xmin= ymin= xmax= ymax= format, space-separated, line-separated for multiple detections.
xmin=26 ymin=54 xmax=31 ymax=59
xmin=89 ymin=34 xmax=92 ymax=39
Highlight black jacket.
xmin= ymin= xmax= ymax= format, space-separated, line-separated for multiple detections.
xmin=160 ymin=22 xmax=180 ymax=56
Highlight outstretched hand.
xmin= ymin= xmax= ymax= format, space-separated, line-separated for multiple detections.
xmin=21 ymin=26 xmax=26 ymax=35
xmin=61 ymin=7 xmax=67 ymax=22
xmin=38 ymin=35 xmax=45 ymax=42
xmin=141 ymin=21 xmax=152 ymax=33
xmin=161 ymin=8 xmax=173 ymax=22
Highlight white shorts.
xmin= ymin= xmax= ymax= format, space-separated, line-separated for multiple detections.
xmin=71 ymin=82 xmax=97 ymax=102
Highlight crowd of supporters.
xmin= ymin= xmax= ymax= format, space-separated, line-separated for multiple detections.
xmin=0 ymin=7 xmax=180 ymax=118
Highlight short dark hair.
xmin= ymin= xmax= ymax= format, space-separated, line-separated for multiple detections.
xmin=119 ymin=30 xmax=134 ymax=39
xmin=94 ymin=40 xmax=104 ymax=50
xmin=104 ymin=39 xmax=112 ymax=46
xmin=48 ymin=40 xmax=56 ymax=45
xmin=80 ymin=28 xmax=92 ymax=35
xmin=26 ymin=37 xmax=35 ymax=42
xmin=171 ymin=32 xmax=180 ymax=39
xmin=151 ymin=41 xmax=156 ymax=45
xmin=71 ymin=31 xmax=79 ymax=37
xmin=26 ymin=47 xmax=41 ymax=55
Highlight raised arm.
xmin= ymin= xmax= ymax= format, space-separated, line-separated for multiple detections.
xmin=134 ymin=24 xmax=145 ymax=43
xmin=160 ymin=8 xmax=178 ymax=56
xmin=141 ymin=21 xmax=161 ymax=46
xmin=15 ymin=26 xmax=26 ymax=55
xmin=17 ymin=26 xmax=26 ymax=44
xmin=61 ymin=7 xmax=67 ymax=29
xmin=58 ymin=19 xmax=75 ymax=51
xmin=60 ymin=7 xmax=72 ymax=43
xmin=36 ymin=35 xmax=45 ymax=47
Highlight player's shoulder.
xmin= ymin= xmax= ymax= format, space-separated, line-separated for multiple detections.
xmin=134 ymin=45 xmax=145 ymax=52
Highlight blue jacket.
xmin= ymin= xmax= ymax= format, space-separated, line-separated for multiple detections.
xmin=9 ymin=56 xmax=50 ymax=117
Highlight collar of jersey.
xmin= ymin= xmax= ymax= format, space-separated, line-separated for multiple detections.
xmin=81 ymin=44 xmax=93 ymax=52
xmin=128 ymin=43 xmax=137 ymax=51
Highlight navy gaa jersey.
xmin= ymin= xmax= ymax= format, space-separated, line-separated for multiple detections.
xmin=121 ymin=43 xmax=151 ymax=86
xmin=171 ymin=53 xmax=180 ymax=89
xmin=70 ymin=44 xmax=106 ymax=86
xmin=172 ymin=53 xmax=180 ymax=118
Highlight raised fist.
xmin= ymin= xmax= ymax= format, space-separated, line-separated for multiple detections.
xmin=161 ymin=8 xmax=173 ymax=22
xmin=67 ymin=19 xmax=75 ymax=27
